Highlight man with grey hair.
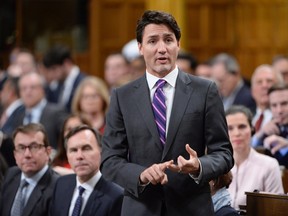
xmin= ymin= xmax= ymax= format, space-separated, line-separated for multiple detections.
xmin=251 ymin=64 xmax=283 ymax=132
xmin=210 ymin=53 xmax=256 ymax=112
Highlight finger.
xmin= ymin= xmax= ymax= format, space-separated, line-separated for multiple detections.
xmin=160 ymin=160 xmax=174 ymax=171
xmin=271 ymin=145 xmax=280 ymax=155
xmin=166 ymin=163 xmax=181 ymax=173
xmin=160 ymin=174 xmax=168 ymax=185
xmin=185 ymin=144 xmax=197 ymax=158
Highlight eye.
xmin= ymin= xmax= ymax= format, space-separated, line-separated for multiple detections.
xmin=69 ymin=148 xmax=77 ymax=153
xmin=82 ymin=145 xmax=92 ymax=151
xmin=148 ymin=40 xmax=155 ymax=44
xmin=227 ymin=126 xmax=233 ymax=131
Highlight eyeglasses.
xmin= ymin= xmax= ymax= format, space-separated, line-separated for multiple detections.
xmin=14 ymin=142 xmax=46 ymax=154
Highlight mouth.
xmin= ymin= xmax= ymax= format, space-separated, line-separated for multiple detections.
xmin=156 ymin=57 xmax=168 ymax=64
xmin=75 ymin=163 xmax=88 ymax=169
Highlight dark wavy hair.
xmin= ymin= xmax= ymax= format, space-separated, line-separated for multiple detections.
xmin=136 ymin=10 xmax=181 ymax=44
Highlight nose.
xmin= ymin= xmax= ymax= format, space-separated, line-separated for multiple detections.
xmin=76 ymin=149 xmax=84 ymax=159
xmin=23 ymin=147 xmax=32 ymax=157
xmin=157 ymin=40 xmax=167 ymax=53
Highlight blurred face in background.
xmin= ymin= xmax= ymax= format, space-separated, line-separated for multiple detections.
xmin=19 ymin=73 xmax=45 ymax=108
xmin=251 ymin=66 xmax=278 ymax=109
xmin=104 ymin=54 xmax=130 ymax=88
xmin=80 ymin=84 xmax=104 ymax=115
xmin=269 ymin=89 xmax=288 ymax=125
xmin=15 ymin=52 xmax=36 ymax=75
xmin=64 ymin=117 xmax=84 ymax=137
xmin=226 ymin=112 xmax=252 ymax=154
xmin=211 ymin=63 xmax=238 ymax=97
xmin=273 ymin=59 xmax=288 ymax=84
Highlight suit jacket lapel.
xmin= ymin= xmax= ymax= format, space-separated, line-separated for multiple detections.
xmin=61 ymin=177 xmax=76 ymax=215
xmin=133 ymin=76 xmax=163 ymax=151
xmin=22 ymin=168 xmax=51 ymax=216
xmin=6 ymin=174 xmax=21 ymax=216
xmin=82 ymin=177 xmax=104 ymax=216
xmin=162 ymin=71 xmax=193 ymax=159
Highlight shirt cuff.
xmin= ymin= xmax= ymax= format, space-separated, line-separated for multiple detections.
xmin=188 ymin=159 xmax=202 ymax=184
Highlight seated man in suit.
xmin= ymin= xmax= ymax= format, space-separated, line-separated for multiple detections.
xmin=11 ymin=72 xmax=68 ymax=150
xmin=252 ymin=83 xmax=288 ymax=168
xmin=0 ymin=76 xmax=23 ymax=135
xmin=0 ymin=123 xmax=59 ymax=216
xmin=42 ymin=45 xmax=86 ymax=112
xmin=50 ymin=125 xmax=123 ymax=216
xmin=210 ymin=53 xmax=256 ymax=112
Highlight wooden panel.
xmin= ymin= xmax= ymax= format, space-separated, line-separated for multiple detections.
xmin=89 ymin=0 xmax=145 ymax=78
xmin=246 ymin=192 xmax=288 ymax=216
xmin=184 ymin=0 xmax=288 ymax=80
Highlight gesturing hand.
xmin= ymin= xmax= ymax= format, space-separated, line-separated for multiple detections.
xmin=139 ymin=160 xmax=174 ymax=185
xmin=168 ymin=144 xmax=200 ymax=175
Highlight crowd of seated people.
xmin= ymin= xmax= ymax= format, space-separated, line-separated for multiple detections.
xmin=1 ymin=43 xmax=288 ymax=215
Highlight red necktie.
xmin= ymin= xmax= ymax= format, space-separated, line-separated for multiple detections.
xmin=255 ymin=113 xmax=264 ymax=132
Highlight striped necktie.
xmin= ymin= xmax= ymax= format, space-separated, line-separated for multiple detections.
xmin=152 ymin=79 xmax=167 ymax=146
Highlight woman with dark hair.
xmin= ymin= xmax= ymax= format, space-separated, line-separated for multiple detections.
xmin=51 ymin=114 xmax=91 ymax=175
xmin=226 ymin=105 xmax=284 ymax=210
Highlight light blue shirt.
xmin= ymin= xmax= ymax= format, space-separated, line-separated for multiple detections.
xmin=21 ymin=164 xmax=49 ymax=206
xmin=23 ymin=98 xmax=47 ymax=125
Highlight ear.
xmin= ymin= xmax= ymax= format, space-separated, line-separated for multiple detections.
xmin=138 ymin=42 xmax=143 ymax=56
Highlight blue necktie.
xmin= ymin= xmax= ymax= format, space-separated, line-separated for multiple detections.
xmin=25 ymin=112 xmax=32 ymax=124
xmin=152 ymin=79 xmax=167 ymax=146
xmin=72 ymin=186 xmax=85 ymax=216
xmin=11 ymin=179 xmax=29 ymax=216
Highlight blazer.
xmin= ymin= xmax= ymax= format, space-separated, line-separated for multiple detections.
xmin=50 ymin=174 xmax=123 ymax=216
xmin=1 ymin=104 xmax=25 ymax=136
xmin=101 ymin=71 xmax=234 ymax=216
xmin=0 ymin=166 xmax=59 ymax=216
xmin=5 ymin=102 xmax=68 ymax=149
xmin=233 ymin=83 xmax=256 ymax=113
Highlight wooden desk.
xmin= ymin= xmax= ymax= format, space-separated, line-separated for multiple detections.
xmin=246 ymin=192 xmax=288 ymax=216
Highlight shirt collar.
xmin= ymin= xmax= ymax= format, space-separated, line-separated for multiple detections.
xmin=64 ymin=66 xmax=80 ymax=86
xmin=76 ymin=171 xmax=102 ymax=192
xmin=146 ymin=67 xmax=179 ymax=90
xmin=21 ymin=164 xmax=49 ymax=187
xmin=26 ymin=98 xmax=47 ymax=113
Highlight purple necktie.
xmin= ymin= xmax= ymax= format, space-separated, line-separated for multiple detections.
xmin=152 ymin=79 xmax=167 ymax=146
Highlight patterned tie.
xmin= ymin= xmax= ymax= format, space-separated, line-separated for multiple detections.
xmin=11 ymin=179 xmax=29 ymax=216
xmin=152 ymin=79 xmax=167 ymax=146
xmin=72 ymin=186 xmax=85 ymax=216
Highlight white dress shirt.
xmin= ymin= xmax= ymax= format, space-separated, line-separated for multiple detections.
xmin=68 ymin=171 xmax=102 ymax=216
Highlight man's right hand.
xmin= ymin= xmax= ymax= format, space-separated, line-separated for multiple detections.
xmin=139 ymin=160 xmax=173 ymax=185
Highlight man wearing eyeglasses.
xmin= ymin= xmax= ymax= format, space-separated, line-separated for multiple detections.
xmin=0 ymin=123 xmax=59 ymax=216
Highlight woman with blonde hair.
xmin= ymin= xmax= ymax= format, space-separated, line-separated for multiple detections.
xmin=71 ymin=76 xmax=109 ymax=134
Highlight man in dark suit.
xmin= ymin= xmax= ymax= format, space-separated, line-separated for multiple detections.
xmin=100 ymin=10 xmax=234 ymax=216
xmin=0 ymin=123 xmax=59 ymax=216
xmin=42 ymin=45 xmax=86 ymax=113
xmin=210 ymin=53 xmax=256 ymax=113
xmin=50 ymin=125 xmax=123 ymax=216
xmin=10 ymin=72 xmax=68 ymax=150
